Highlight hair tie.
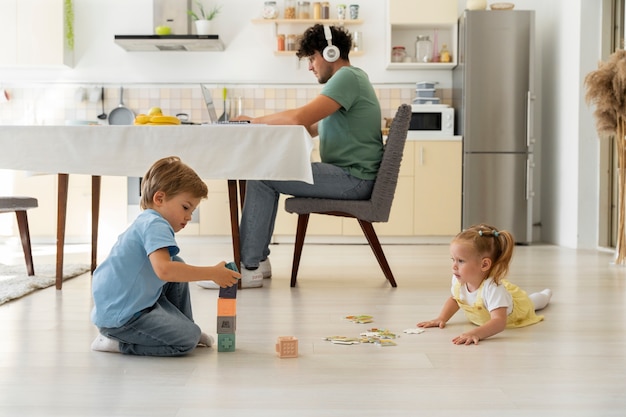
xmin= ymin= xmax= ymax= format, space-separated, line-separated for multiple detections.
xmin=493 ymin=231 xmax=499 ymax=237
xmin=478 ymin=230 xmax=483 ymax=236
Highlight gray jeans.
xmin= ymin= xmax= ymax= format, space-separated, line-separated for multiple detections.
xmin=240 ymin=162 xmax=374 ymax=268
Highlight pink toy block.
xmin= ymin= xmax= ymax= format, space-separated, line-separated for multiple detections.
xmin=276 ymin=336 xmax=298 ymax=358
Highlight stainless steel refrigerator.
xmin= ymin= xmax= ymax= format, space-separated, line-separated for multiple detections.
xmin=453 ymin=10 xmax=536 ymax=244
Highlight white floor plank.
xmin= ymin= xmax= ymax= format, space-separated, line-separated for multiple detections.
xmin=0 ymin=238 xmax=625 ymax=416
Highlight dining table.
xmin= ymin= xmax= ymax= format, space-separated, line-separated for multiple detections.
xmin=0 ymin=124 xmax=314 ymax=289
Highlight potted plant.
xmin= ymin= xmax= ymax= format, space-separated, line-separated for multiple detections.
xmin=585 ymin=50 xmax=626 ymax=264
xmin=188 ymin=1 xmax=221 ymax=35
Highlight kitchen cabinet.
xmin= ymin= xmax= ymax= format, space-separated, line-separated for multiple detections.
xmin=274 ymin=138 xmax=462 ymax=240
xmin=252 ymin=18 xmax=364 ymax=56
xmin=386 ymin=0 xmax=457 ymax=69
xmin=413 ymin=140 xmax=462 ymax=235
xmin=0 ymin=0 xmax=73 ymax=67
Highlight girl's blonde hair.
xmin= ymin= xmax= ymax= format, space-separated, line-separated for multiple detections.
xmin=453 ymin=223 xmax=515 ymax=284
xmin=140 ymin=156 xmax=208 ymax=209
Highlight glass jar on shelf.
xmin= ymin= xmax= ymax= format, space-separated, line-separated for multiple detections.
xmin=297 ymin=1 xmax=311 ymax=19
xmin=277 ymin=34 xmax=285 ymax=51
xmin=415 ymin=35 xmax=433 ymax=63
xmin=286 ymin=34 xmax=297 ymax=51
xmin=320 ymin=2 xmax=330 ymax=19
xmin=312 ymin=2 xmax=321 ymax=19
xmin=391 ymin=46 xmax=406 ymax=63
xmin=284 ymin=0 xmax=296 ymax=19
xmin=440 ymin=44 xmax=451 ymax=63
xmin=262 ymin=1 xmax=279 ymax=19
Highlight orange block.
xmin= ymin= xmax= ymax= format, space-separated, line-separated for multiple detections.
xmin=217 ymin=298 xmax=236 ymax=316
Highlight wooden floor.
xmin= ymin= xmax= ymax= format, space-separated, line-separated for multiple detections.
xmin=0 ymin=238 xmax=625 ymax=416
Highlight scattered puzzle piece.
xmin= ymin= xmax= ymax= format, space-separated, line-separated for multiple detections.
xmin=345 ymin=315 xmax=373 ymax=324
xmin=324 ymin=336 xmax=361 ymax=345
xmin=403 ymin=328 xmax=425 ymax=334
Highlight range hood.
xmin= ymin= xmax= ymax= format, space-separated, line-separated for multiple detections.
xmin=114 ymin=0 xmax=224 ymax=52
xmin=114 ymin=35 xmax=224 ymax=52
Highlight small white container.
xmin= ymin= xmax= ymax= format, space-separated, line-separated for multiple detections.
xmin=412 ymin=97 xmax=441 ymax=105
xmin=416 ymin=81 xmax=436 ymax=89
xmin=415 ymin=88 xmax=436 ymax=98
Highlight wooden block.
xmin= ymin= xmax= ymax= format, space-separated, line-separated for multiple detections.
xmin=216 ymin=316 xmax=236 ymax=334
xmin=218 ymin=333 xmax=236 ymax=352
xmin=276 ymin=336 xmax=298 ymax=358
xmin=217 ymin=298 xmax=236 ymax=316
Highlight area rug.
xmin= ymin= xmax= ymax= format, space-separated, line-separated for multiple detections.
xmin=0 ymin=263 xmax=90 ymax=305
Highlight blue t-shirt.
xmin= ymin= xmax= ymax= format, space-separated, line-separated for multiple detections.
xmin=91 ymin=209 xmax=179 ymax=328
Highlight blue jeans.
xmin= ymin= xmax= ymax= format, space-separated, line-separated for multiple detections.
xmin=99 ymin=258 xmax=201 ymax=356
xmin=240 ymin=162 xmax=374 ymax=268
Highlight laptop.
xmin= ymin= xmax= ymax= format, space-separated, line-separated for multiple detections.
xmin=201 ymin=84 xmax=219 ymax=123
xmin=201 ymin=85 xmax=249 ymax=124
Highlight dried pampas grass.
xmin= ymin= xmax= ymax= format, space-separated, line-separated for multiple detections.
xmin=585 ymin=50 xmax=626 ymax=264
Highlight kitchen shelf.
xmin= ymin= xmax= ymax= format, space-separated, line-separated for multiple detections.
xmin=387 ymin=62 xmax=456 ymax=70
xmin=253 ymin=18 xmax=365 ymax=56
xmin=386 ymin=0 xmax=458 ymax=70
xmin=251 ymin=18 xmax=363 ymax=25
xmin=274 ymin=50 xmax=364 ymax=57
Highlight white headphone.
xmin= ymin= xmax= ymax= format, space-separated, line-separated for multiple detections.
xmin=322 ymin=25 xmax=340 ymax=63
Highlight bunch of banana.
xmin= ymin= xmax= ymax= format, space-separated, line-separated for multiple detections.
xmin=134 ymin=107 xmax=181 ymax=125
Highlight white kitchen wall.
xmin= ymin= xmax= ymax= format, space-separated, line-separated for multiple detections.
xmin=0 ymin=0 xmax=607 ymax=250
xmin=0 ymin=0 xmax=453 ymax=86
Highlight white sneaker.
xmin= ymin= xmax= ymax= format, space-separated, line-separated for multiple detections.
xmin=196 ymin=280 xmax=220 ymax=289
xmin=259 ymin=258 xmax=272 ymax=279
xmin=241 ymin=266 xmax=263 ymax=288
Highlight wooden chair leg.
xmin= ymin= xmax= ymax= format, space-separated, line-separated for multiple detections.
xmin=291 ymin=214 xmax=310 ymax=287
xmin=357 ymin=219 xmax=398 ymax=287
xmin=15 ymin=210 xmax=35 ymax=276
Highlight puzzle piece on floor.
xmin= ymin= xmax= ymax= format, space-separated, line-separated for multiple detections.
xmin=403 ymin=328 xmax=425 ymax=334
xmin=324 ymin=336 xmax=361 ymax=345
xmin=359 ymin=328 xmax=398 ymax=344
xmin=345 ymin=315 xmax=373 ymax=324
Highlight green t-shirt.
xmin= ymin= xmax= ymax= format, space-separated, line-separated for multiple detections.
xmin=319 ymin=66 xmax=383 ymax=180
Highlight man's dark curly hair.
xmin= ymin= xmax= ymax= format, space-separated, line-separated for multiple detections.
xmin=296 ymin=24 xmax=353 ymax=61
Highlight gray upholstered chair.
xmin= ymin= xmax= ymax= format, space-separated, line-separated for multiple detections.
xmin=284 ymin=103 xmax=412 ymax=287
xmin=0 ymin=197 xmax=38 ymax=276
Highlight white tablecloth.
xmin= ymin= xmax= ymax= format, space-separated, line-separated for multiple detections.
xmin=0 ymin=124 xmax=314 ymax=182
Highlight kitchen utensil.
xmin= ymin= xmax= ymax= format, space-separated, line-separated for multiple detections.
xmin=97 ymin=87 xmax=107 ymax=120
xmin=218 ymin=87 xmax=228 ymax=122
xmin=108 ymin=86 xmax=134 ymax=125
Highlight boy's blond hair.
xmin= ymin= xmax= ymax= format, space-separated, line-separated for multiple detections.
xmin=140 ymin=156 xmax=208 ymax=209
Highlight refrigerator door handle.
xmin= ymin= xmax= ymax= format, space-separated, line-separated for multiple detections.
xmin=526 ymin=156 xmax=535 ymax=201
xmin=526 ymin=91 xmax=535 ymax=148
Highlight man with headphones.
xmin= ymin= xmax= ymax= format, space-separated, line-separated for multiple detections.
xmin=198 ymin=24 xmax=382 ymax=289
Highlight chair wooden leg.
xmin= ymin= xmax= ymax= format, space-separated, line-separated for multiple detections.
xmin=291 ymin=214 xmax=310 ymax=287
xmin=15 ymin=210 xmax=35 ymax=276
xmin=357 ymin=219 xmax=398 ymax=287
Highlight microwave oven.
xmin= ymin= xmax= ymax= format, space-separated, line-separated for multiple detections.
xmin=408 ymin=104 xmax=454 ymax=138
